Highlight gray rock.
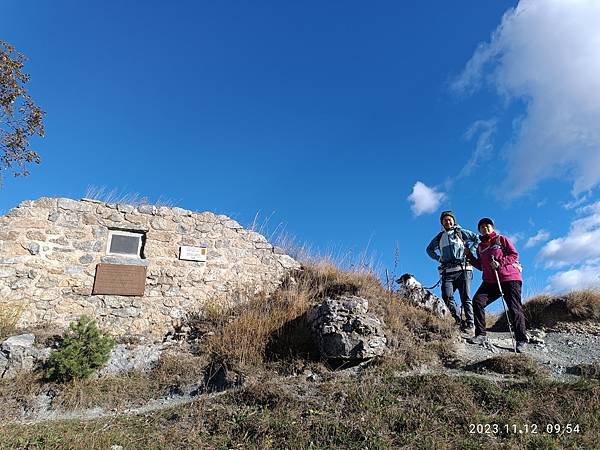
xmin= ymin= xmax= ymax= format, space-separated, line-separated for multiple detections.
xmin=117 ymin=204 xmax=135 ymax=214
xmin=2 ymin=333 xmax=35 ymax=352
xmin=171 ymin=207 xmax=191 ymax=216
xmin=1 ymin=334 xmax=49 ymax=379
xmin=99 ymin=344 xmax=164 ymax=376
xmin=137 ymin=204 xmax=157 ymax=215
xmin=278 ymin=254 xmax=300 ymax=270
xmin=65 ymin=266 xmax=83 ymax=275
xmin=27 ymin=242 xmax=41 ymax=255
xmin=528 ymin=329 xmax=546 ymax=344
xmin=247 ymin=231 xmax=268 ymax=243
xmin=195 ymin=223 xmax=213 ymax=233
xmin=0 ymin=267 xmax=17 ymax=278
xmin=223 ymin=219 xmax=242 ymax=229
xmin=397 ymin=276 xmax=448 ymax=318
xmin=111 ymin=307 xmax=141 ymax=318
xmin=0 ymin=352 xmax=8 ymax=375
xmin=79 ymin=254 xmax=94 ymax=264
xmin=308 ymin=296 xmax=387 ymax=360
xmin=57 ymin=198 xmax=94 ymax=212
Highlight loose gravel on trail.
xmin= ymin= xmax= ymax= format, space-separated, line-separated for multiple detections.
xmin=455 ymin=329 xmax=600 ymax=381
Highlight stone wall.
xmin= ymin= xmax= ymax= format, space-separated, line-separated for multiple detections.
xmin=0 ymin=197 xmax=299 ymax=337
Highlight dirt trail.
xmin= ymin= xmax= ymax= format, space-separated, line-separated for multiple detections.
xmin=454 ymin=329 xmax=600 ymax=381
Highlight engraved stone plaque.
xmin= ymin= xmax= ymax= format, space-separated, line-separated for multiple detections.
xmin=179 ymin=245 xmax=208 ymax=262
xmin=92 ymin=263 xmax=147 ymax=296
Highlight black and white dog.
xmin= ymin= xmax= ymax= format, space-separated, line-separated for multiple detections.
xmin=395 ymin=273 xmax=448 ymax=318
xmin=395 ymin=273 xmax=422 ymax=289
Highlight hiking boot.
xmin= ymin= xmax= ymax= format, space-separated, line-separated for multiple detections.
xmin=516 ymin=341 xmax=528 ymax=353
xmin=467 ymin=335 xmax=489 ymax=345
xmin=464 ymin=324 xmax=475 ymax=335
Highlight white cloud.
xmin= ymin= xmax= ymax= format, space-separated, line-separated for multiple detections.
xmin=548 ymin=266 xmax=600 ymax=292
xmin=539 ymin=231 xmax=600 ymax=268
xmin=562 ymin=194 xmax=590 ymax=210
xmin=453 ymin=0 xmax=600 ymax=198
xmin=505 ymin=232 xmax=524 ymax=245
xmin=459 ymin=119 xmax=497 ymax=179
xmin=540 ymin=200 xmax=600 ymax=291
xmin=525 ymin=229 xmax=550 ymax=248
xmin=407 ymin=181 xmax=446 ymax=216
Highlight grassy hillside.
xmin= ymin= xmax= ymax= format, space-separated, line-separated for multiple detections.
xmin=2 ymin=371 xmax=599 ymax=449
xmin=1 ymin=263 xmax=599 ymax=449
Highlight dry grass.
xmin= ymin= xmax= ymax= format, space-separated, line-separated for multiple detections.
xmin=83 ymin=185 xmax=178 ymax=208
xmin=0 ymin=300 xmax=24 ymax=340
xmin=472 ymin=354 xmax=548 ymax=378
xmin=194 ymin=261 xmax=454 ymax=370
xmin=523 ymin=289 xmax=600 ymax=327
xmin=54 ymin=352 xmax=208 ymax=411
xmin=53 ymin=372 xmax=156 ymax=411
xmin=566 ymin=289 xmax=600 ymax=320
xmin=0 ymin=352 xmax=209 ymax=419
xmin=0 ymin=373 xmax=44 ymax=421
xmin=201 ymin=277 xmax=313 ymax=366
xmin=1 ymin=373 xmax=599 ymax=449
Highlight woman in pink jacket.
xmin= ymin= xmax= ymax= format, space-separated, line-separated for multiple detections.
xmin=466 ymin=217 xmax=528 ymax=352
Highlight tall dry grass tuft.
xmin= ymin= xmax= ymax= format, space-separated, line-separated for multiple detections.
xmin=565 ymin=289 xmax=600 ymax=320
xmin=0 ymin=300 xmax=24 ymax=340
xmin=522 ymin=289 xmax=600 ymax=327
xmin=203 ymin=275 xmax=314 ymax=366
xmin=83 ymin=185 xmax=179 ymax=208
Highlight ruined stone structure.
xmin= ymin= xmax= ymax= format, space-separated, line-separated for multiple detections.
xmin=0 ymin=197 xmax=300 ymax=337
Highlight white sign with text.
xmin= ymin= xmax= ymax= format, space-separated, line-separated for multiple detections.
xmin=179 ymin=245 xmax=208 ymax=262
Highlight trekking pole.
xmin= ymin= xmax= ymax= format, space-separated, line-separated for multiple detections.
xmin=492 ymin=256 xmax=517 ymax=353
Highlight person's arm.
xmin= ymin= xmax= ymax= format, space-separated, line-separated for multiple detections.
xmin=463 ymin=229 xmax=480 ymax=254
xmin=467 ymin=248 xmax=482 ymax=271
xmin=497 ymin=235 xmax=519 ymax=267
xmin=426 ymin=233 xmax=442 ymax=261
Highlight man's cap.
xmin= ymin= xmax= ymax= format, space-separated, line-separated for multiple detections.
xmin=477 ymin=217 xmax=495 ymax=230
xmin=440 ymin=210 xmax=456 ymax=224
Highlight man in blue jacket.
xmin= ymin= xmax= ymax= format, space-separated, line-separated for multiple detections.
xmin=426 ymin=211 xmax=479 ymax=331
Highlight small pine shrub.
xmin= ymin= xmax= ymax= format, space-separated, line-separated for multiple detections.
xmin=46 ymin=316 xmax=115 ymax=382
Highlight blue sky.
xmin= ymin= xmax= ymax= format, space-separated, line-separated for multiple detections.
xmin=2 ymin=0 xmax=600 ymax=298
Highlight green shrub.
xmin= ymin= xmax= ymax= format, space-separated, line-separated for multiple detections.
xmin=45 ymin=316 xmax=115 ymax=382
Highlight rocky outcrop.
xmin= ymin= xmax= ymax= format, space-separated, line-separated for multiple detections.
xmin=99 ymin=343 xmax=166 ymax=376
xmin=0 ymin=334 xmax=50 ymax=379
xmin=308 ymin=296 xmax=387 ymax=361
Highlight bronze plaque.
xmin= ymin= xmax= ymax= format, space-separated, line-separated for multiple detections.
xmin=92 ymin=264 xmax=147 ymax=296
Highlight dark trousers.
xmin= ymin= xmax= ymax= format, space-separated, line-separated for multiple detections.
xmin=441 ymin=270 xmax=473 ymax=326
xmin=472 ymin=280 xmax=527 ymax=342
